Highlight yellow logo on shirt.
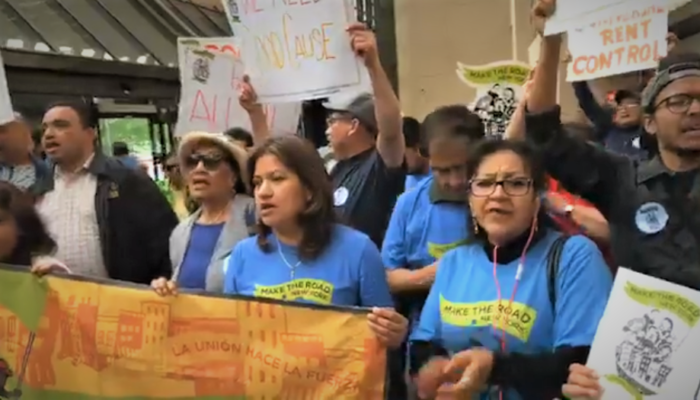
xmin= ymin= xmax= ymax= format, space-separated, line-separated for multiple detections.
xmin=439 ymin=296 xmax=538 ymax=341
xmin=254 ymin=279 xmax=334 ymax=305
xmin=427 ymin=240 xmax=466 ymax=259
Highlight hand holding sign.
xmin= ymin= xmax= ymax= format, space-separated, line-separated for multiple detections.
xmin=561 ymin=364 xmax=603 ymax=400
xmin=531 ymin=0 xmax=557 ymax=37
xmin=348 ymin=23 xmax=379 ymax=69
xmin=239 ymin=75 xmax=262 ymax=113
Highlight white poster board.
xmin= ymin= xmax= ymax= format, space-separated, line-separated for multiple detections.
xmin=175 ymin=37 xmax=301 ymax=137
xmin=456 ymin=61 xmax=531 ymax=138
xmin=587 ymin=268 xmax=700 ymax=399
xmin=0 ymin=52 xmax=14 ymax=125
xmin=566 ymin=0 xmax=668 ymax=81
xmin=544 ymin=0 xmax=628 ymax=35
xmin=230 ymin=0 xmax=369 ymax=103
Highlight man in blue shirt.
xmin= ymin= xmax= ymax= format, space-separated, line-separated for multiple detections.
xmin=112 ymin=141 xmax=140 ymax=169
xmin=382 ymin=104 xmax=485 ymax=398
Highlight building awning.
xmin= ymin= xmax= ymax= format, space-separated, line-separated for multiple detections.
xmin=0 ymin=0 xmax=231 ymax=68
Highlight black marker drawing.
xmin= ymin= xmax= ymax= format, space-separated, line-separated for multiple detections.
xmin=615 ymin=310 xmax=677 ymax=395
xmin=472 ymin=84 xmax=518 ymax=137
xmin=192 ymin=57 xmax=211 ymax=84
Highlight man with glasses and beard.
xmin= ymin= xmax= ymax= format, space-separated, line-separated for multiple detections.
xmin=525 ymin=1 xmax=700 ymax=291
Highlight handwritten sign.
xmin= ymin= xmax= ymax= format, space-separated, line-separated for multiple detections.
xmin=566 ymin=0 xmax=668 ymax=82
xmin=587 ymin=268 xmax=700 ymax=399
xmin=231 ymin=0 xmax=368 ymax=103
xmin=544 ymin=0 xmax=629 ymax=35
xmin=175 ymin=37 xmax=301 ymax=137
xmin=0 ymin=52 xmax=13 ymax=125
xmin=222 ymin=0 xmax=243 ymax=34
xmin=0 ymin=265 xmax=386 ymax=399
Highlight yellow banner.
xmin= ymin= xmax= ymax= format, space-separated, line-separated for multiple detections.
xmin=0 ymin=267 xmax=386 ymax=399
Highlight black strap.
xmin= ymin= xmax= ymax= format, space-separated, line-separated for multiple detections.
xmin=547 ymin=235 xmax=569 ymax=314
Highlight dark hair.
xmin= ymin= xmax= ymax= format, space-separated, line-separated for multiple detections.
xmin=420 ymin=105 xmax=485 ymax=156
xmin=44 ymin=100 xmax=96 ymax=129
xmin=0 ymin=182 xmax=56 ymax=265
xmin=465 ymin=139 xmax=551 ymax=241
xmin=224 ymin=127 xmax=254 ymax=148
xmin=247 ymin=136 xmax=336 ymax=260
xmin=112 ymin=141 xmax=130 ymax=156
xmin=402 ymin=117 xmax=421 ymax=148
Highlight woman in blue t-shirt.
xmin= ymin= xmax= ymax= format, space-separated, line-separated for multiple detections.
xmin=224 ymin=135 xmax=408 ymax=349
xmin=410 ymin=139 xmax=613 ymax=399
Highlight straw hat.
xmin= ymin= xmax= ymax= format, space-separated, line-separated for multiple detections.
xmin=178 ymin=131 xmax=250 ymax=193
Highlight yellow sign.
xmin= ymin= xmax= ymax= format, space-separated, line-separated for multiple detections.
xmin=439 ymin=296 xmax=538 ymax=341
xmin=0 ymin=267 xmax=385 ymax=399
xmin=456 ymin=61 xmax=531 ymax=88
xmin=254 ymin=279 xmax=334 ymax=305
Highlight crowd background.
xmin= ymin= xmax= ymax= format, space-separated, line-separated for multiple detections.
xmin=1 ymin=0 xmax=700 ymax=399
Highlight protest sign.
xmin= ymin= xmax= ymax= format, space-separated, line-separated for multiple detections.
xmin=231 ymin=0 xmax=369 ymax=103
xmin=456 ymin=61 xmax=531 ymax=137
xmin=222 ymin=0 xmax=243 ymax=35
xmin=586 ymin=268 xmax=700 ymax=399
xmin=0 ymin=52 xmax=14 ymax=125
xmin=544 ymin=0 xmax=629 ymax=35
xmin=0 ymin=265 xmax=386 ymax=399
xmin=175 ymin=37 xmax=301 ymax=137
xmin=566 ymin=0 xmax=668 ymax=82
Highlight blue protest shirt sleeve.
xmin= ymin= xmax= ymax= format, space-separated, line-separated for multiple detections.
xmin=409 ymin=251 xmax=453 ymax=342
xmin=223 ymin=243 xmax=243 ymax=294
xmin=381 ymin=192 xmax=410 ymax=269
xmin=553 ymin=235 xmax=613 ymax=348
xmin=359 ymin=239 xmax=394 ymax=308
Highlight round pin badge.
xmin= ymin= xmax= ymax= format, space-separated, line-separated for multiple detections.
xmin=333 ymin=187 xmax=349 ymax=206
xmin=635 ymin=202 xmax=669 ymax=234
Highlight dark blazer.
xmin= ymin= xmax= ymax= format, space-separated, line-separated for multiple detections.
xmin=40 ymin=153 xmax=178 ymax=285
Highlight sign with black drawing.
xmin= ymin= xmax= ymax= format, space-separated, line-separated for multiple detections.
xmin=587 ymin=268 xmax=700 ymax=399
xmin=456 ymin=60 xmax=531 ymax=138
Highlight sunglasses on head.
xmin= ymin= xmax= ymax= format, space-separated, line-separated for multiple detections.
xmin=184 ymin=153 xmax=227 ymax=171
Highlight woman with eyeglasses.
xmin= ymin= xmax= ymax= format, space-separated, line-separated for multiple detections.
xmin=152 ymin=132 xmax=256 ymax=294
xmin=223 ymin=135 xmax=408 ymax=349
xmin=409 ymin=139 xmax=612 ymax=400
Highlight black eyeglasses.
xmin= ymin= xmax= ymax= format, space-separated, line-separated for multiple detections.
xmin=184 ymin=153 xmax=226 ymax=171
xmin=656 ymin=93 xmax=700 ymax=114
xmin=469 ymin=178 xmax=532 ymax=197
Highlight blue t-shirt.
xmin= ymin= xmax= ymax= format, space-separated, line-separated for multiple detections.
xmin=404 ymin=171 xmax=430 ymax=192
xmin=384 ymin=176 xmax=469 ymax=270
xmin=224 ymin=224 xmax=394 ymax=308
xmin=177 ymin=222 xmax=225 ymax=289
xmin=410 ymin=231 xmax=613 ymax=400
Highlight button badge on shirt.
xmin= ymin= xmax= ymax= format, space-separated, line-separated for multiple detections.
xmin=334 ymin=186 xmax=349 ymax=206
xmin=635 ymin=202 xmax=669 ymax=234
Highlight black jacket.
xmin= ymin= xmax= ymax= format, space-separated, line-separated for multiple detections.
xmin=40 ymin=153 xmax=178 ymax=285
xmin=525 ymin=106 xmax=700 ymax=289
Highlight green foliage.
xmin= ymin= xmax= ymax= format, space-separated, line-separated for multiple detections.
xmin=98 ymin=118 xmax=154 ymax=157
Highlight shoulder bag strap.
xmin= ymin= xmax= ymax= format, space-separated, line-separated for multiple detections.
xmin=547 ymin=235 xmax=570 ymax=315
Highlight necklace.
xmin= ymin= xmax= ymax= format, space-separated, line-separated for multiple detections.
xmin=276 ymin=238 xmax=302 ymax=279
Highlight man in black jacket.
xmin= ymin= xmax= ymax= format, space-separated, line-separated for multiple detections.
xmin=527 ymin=25 xmax=700 ymax=290
xmin=37 ymin=101 xmax=177 ymax=284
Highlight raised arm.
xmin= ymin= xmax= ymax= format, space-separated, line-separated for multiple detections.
xmin=239 ymin=76 xmax=271 ymax=146
xmin=525 ymin=0 xmax=629 ymax=217
xmin=348 ymin=23 xmax=404 ymax=167
xmin=571 ymin=81 xmax=613 ymax=140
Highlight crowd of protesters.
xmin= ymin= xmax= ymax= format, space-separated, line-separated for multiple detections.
xmin=1 ymin=0 xmax=700 ymax=398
